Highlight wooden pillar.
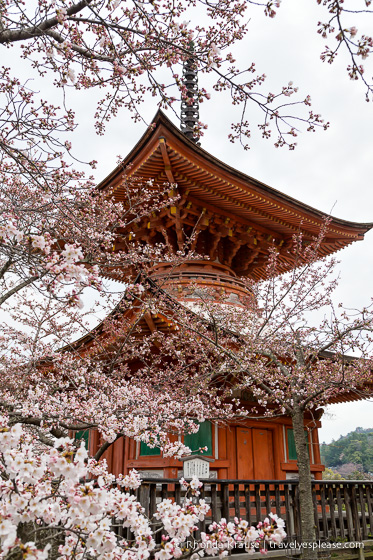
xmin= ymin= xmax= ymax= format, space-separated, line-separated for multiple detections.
xmin=112 ymin=436 xmax=125 ymax=477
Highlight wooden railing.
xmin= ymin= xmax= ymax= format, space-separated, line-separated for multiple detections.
xmin=136 ymin=479 xmax=373 ymax=542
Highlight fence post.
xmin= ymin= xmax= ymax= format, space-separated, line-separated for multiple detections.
xmin=138 ymin=483 xmax=150 ymax=516
xmin=221 ymin=483 xmax=229 ymax=521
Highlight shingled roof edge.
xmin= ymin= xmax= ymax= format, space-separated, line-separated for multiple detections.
xmin=97 ymin=109 xmax=373 ymax=235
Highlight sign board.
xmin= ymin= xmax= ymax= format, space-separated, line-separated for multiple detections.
xmin=180 ymin=455 xmax=214 ymax=479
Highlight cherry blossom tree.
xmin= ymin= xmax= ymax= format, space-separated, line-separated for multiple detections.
xmin=0 ymin=421 xmax=286 ymax=559
xmin=0 ymin=205 xmax=271 ymax=559
xmin=0 ymin=0 xmax=372 ymax=162
xmin=0 ymin=151 xmax=268 ymax=557
xmin=163 ymin=224 xmax=373 ymax=556
xmin=0 ymin=169 xmax=242 ymax=454
xmin=0 ymin=108 xmax=256 ymax=558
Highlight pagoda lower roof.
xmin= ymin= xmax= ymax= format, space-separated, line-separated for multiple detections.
xmin=98 ymin=110 xmax=372 ymax=280
xmin=67 ymin=280 xmax=372 ymax=408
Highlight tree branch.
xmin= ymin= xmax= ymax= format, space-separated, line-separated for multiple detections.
xmin=0 ymin=275 xmax=40 ymax=306
xmin=94 ymin=433 xmax=123 ymax=462
xmin=0 ymin=1 xmax=93 ymax=43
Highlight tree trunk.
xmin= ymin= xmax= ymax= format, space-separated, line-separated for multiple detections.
xmin=14 ymin=521 xmax=61 ymax=560
xmin=291 ymin=405 xmax=317 ymax=560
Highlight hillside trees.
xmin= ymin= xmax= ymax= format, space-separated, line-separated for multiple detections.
xmin=321 ymin=428 xmax=373 ymax=473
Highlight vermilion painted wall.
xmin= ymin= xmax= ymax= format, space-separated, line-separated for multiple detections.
xmin=92 ymin=416 xmax=324 ymax=481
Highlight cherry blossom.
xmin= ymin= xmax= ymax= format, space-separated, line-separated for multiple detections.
xmin=0 ymin=421 xmax=285 ymax=559
xmin=0 ymin=3 xmax=372 ymax=559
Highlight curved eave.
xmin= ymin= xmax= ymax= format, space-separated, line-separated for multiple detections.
xmin=326 ymin=389 xmax=373 ymax=405
xmin=319 ymin=351 xmax=373 ymax=405
xmin=63 ymin=285 xmax=373 ymax=408
xmin=97 ymin=109 xmax=373 ymax=240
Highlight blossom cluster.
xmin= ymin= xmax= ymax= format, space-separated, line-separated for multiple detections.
xmin=154 ymin=494 xmax=211 ymax=559
xmin=199 ymin=514 xmax=286 ymax=557
xmin=0 ymin=221 xmax=99 ymax=295
xmin=0 ymin=419 xmax=286 ymax=560
xmin=0 ymin=422 xmax=153 ymax=559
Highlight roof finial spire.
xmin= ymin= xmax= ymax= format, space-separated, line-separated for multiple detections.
xmin=180 ymin=42 xmax=200 ymax=145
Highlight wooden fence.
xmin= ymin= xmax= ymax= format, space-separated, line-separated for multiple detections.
xmin=136 ymin=479 xmax=373 ymax=542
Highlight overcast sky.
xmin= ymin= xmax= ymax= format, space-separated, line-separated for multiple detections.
xmin=12 ymin=1 xmax=372 ymax=443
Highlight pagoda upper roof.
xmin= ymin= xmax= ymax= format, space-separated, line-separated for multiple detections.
xmin=98 ymin=110 xmax=372 ymax=280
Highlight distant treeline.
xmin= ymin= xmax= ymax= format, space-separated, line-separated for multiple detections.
xmin=321 ymin=427 xmax=373 ymax=476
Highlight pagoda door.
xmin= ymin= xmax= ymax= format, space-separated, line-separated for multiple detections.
xmin=236 ymin=428 xmax=254 ymax=479
xmin=252 ymin=428 xmax=274 ymax=479
xmin=236 ymin=427 xmax=274 ymax=480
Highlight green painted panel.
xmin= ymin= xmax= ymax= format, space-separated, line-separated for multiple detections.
xmin=75 ymin=430 xmax=89 ymax=450
xmin=140 ymin=442 xmax=161 ymax=456
xmin=184 ymin=421 xmax=213 ymax=456
xmin=287 ymin=428 xmax=297 ymax=460
xmin=287 ymin=428 xmax=309 ymax=460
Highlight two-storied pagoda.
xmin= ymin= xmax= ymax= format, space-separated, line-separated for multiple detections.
xmin=84 ymin=103 xmax=372 ymax=482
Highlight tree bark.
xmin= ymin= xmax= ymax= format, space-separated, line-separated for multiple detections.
xmin=291 ymin=405 xmax=317 ymax=560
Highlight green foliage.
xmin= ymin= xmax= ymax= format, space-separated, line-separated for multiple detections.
xmin=321 ymin=427 xmax=373 ymax=474
xmin=322 ymin=467 xmax=344 ymax=480
xmin=345 ymin=469 xmax=369 ymax=480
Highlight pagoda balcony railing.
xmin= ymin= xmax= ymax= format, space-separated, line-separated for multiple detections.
xmin=151 ymin=268 xmax=248 ymax=288
xmin=149 ymin=260 xmax=253 ymax=302
xmin=131 ymin=479 xmax=373 ymax=544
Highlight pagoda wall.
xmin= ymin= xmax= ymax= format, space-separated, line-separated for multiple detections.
xmin=91 ymin=415 xmax=324 ymax=481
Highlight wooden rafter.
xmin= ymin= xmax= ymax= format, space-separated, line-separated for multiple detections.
xmin=97 ymin=110 xmax=372 ymax=279
xmin=158 ymin=137 xmax=176 ymax=184
xmin=144 ymin=311 xmax=157 ymax=333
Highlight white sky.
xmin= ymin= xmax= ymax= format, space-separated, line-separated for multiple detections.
xmin=9 ymin=0 xmax=373 ymax=443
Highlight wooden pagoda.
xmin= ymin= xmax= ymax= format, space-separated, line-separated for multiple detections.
xmin=87 ymin=109 xmax=372 ymax=482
